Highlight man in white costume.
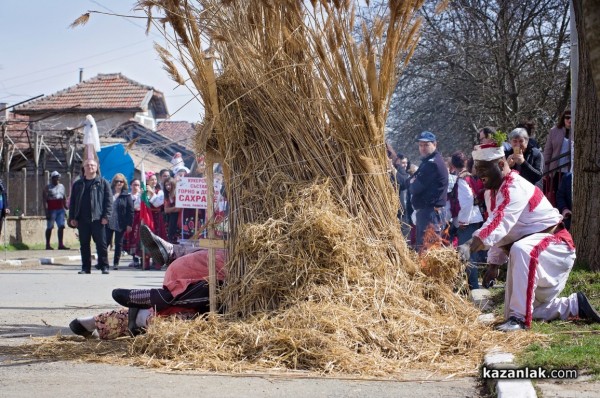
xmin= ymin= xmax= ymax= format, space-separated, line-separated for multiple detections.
xmin=469 ymin=143 xmax=600 ymax=331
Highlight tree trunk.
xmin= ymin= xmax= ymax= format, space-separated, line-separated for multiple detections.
xmin=572 ymin=0 xmax=600 ymax=270
xmin=583 ymin=0 xmax=600 ymax=93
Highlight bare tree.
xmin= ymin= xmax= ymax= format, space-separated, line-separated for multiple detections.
xmin=572 ymin=0 xmax=600 ymax=271
xmin=386 ymin=0 xmax=571 ymax=160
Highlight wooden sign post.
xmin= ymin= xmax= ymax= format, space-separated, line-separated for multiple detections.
xmin=174 ymin=160 xmax=225 ymax=312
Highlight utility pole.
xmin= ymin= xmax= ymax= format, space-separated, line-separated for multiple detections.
xmin=570 ymin=0 xmax=578 ymax=173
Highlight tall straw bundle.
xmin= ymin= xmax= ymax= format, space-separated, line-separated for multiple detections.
xmin=148 ymin=0 xmax=423 ymax=314
xmin=122 ymin=0 xmax=536 ymax=374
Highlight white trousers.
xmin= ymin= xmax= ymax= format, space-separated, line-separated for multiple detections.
xmin=504 ymin=233 xmax=577 ymax=325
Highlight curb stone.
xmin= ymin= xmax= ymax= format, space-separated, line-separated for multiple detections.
xmin=40 ymin=255 xmax=84 ymax=265
xmin=472 ymin=289 xmax=537 ymax=398
xmin=0 ymin=259 xmax=41 ymax=266
xmin=483 ymin=351 xmax=536 ymax=398
xmin=471 ymin=288 xmax=494 ymax=311
xmin=40 ymin=254 xmax=96 ymax=265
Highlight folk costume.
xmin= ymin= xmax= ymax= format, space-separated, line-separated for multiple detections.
xmin=472 ymin=143 xmax=579 ymax=330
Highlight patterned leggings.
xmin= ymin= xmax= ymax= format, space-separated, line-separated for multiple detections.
xmin=93 ymin=308 xmax=198 ymax=340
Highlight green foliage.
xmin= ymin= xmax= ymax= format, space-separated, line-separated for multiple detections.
xmin=1 ymin=243 xmax=48 ymax=251
xmin=519 ymin=322 xmax=600 ymax=375
xmin=492 ymin=131 xmax=507 ymax=147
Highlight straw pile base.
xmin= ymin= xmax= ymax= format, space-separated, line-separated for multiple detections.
xmin=26 ymin=183 xmax=538 ymax=377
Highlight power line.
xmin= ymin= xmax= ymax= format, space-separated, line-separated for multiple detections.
xmin=1 ymin=0 xmax=163 ymax=88
xmin=0 ymin=48 xmax=154 ymax=92
xmin=0 ymin=40 xmax=149 ymax=84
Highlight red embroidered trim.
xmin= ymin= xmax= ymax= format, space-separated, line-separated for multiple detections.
xmin=478 ymin=172 xmax=515 ymax=240
xmin=523 ymin=230 xmax=575 ymax=327
xmin=528 ymin=186 xmax=545 ymax=212
xmin=480 ymin=143 xmax=500 ymax=149
xmin=524 ymin=235 xmax=556 ymax=327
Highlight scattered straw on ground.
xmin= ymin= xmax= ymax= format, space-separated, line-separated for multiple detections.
xmin=26 ymin=183 xmax=541 ymax=377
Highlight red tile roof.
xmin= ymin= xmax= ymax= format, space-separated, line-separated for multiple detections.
xmin=156 ymin=120 xmax=196 ymax=149
xmin=13 ymin=73 xmax=168 ymax=118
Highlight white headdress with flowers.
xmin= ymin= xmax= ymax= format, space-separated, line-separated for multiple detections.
xmin=472 ymin=143 xmax=505 ymax=161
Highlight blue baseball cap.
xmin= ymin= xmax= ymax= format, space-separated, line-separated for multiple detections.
xmin=416 ymin=131 xmax=437 ymax=142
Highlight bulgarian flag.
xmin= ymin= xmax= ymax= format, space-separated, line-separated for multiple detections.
xmin=139 ymin=162 xmax=154 ymax=230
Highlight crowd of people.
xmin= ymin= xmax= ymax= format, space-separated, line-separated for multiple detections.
xmin=386 ymin=111 xmax=600 ymax=332
xmin=388 ymin=112 xmax=573 ymax=254
xmin=57 ymin=152 xmax=226 ymax=274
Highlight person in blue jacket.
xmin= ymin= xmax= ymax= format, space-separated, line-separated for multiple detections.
xmin=409 ymin=131 xmax=449 ymax=250
xmin=556 ymin=172 xmax=573 ymax=231
xmin=0 ymin=178 xmax=9 ymax=238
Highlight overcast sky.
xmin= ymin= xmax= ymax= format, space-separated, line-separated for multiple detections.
xmin=0 ymin=0 xmax=202 ymax=122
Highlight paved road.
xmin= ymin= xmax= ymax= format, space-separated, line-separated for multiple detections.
xmin=3 ymin=250 xmax=600 ymax=397
xmin=0 ymin=253 xmax=483 ymax=397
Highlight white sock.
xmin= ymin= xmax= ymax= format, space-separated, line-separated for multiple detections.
xmin=78 ymin=316 xmax=96 ymax=332
xmin=135 ymin=309 xmax=152 ymax=328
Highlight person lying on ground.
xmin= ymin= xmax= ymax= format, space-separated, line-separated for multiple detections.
xmin=69 ymin=225 xmax=227 ymax=339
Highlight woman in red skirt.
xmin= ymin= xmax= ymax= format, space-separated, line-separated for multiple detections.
xmin=125 ymin=178 xmax=142 ymax=267
xmin=144 ymin=171 xmax=166 ymax=269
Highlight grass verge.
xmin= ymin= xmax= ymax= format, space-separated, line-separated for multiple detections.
xmin=513 ymin=263 xmax=600 ymax=376
xmin=0 ymin=243 xmax=47 ymax=251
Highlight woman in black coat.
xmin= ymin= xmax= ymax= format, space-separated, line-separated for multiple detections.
xmin=106 ymin=173 xmax=134 ymax=270
xmin=505 ymin=128 xmax=544 ymax=188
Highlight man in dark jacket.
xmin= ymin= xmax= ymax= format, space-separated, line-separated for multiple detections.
xmin=68 ymin=159 xmax=113 ymax=274
xmin=390 ymin=154 xmax=411 ymax=239
xmin=556 ymin=172 xmax=573 ymax=231
xmin=409 ymin=131 xmax=449 ymax=250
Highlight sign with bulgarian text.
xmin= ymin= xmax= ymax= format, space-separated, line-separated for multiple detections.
xmin=175 ymin=177 xmax=221 ymax=209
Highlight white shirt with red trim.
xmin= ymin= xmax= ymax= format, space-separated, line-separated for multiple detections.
xmin=456 ymin=176 xmax=484 ymax=225
xmin=474 ymin=171 xmax=561 ymax=249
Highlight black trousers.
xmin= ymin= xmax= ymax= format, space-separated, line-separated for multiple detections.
xmin=105 ymin=228 xmax=126 ymax=266
xmin=78 ymin=220 xmax=109 ymax=272
xmin=149 ymin=281 xmax=212 ymax=313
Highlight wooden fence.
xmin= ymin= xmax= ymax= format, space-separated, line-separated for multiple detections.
xmin=3 ymin=169 xmax=73 ymax=216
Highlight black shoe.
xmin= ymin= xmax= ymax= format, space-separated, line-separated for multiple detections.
xmin=496 ymin=316 xmax=526 ymax=332
xmin=140 ymin=225 xmax=172 ymax=266
xmin=69 ymin=319 xmax=93 ymax=338
xmin=58 ymin=245 xmax=70 ymax=250
xmin=113 ymin=265 xmax=119 ymax=270
xmin=78 ymin=270 xmax=91 ymax=274
xmin=95 ymin=264 xmax=102 ymax=271
xmin=101 ymin=267 xmax=110 ymax=274
xmin=112 ymin=288 xmax=152 ymax=308
xmin=577 ymin=292 xmax=600 ymax=322
xmin=112 ymin=288 xmax=130 ymax=307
